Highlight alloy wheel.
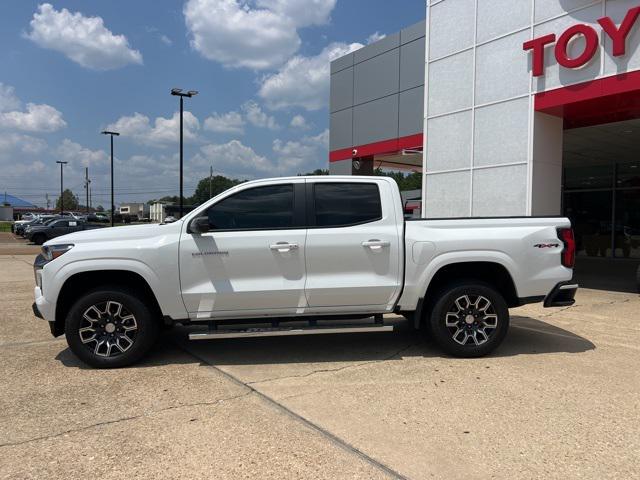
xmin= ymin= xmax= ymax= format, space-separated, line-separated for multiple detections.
xmin=78 ymin=301 xmax=138 ymax=357
xmin=444 ymin=294 xmax=498 ymax=346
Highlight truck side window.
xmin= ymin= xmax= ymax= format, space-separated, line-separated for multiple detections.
xmin=313 ymin=183 xmax=382 ymax=227
xmin=206 ymin=184 xmax=294 ymax=230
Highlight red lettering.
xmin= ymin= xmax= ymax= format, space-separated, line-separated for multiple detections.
xmin=523 ymin=33 xmax=556 ymax=77
xmin=555 ymin=24 xmax=599 ymax=69
xmin=598 ymin=6 xmax=640 ymax=57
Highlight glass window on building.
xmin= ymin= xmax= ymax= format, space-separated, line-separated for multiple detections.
xmin=563 ymin=138 xmax=640 ymax=259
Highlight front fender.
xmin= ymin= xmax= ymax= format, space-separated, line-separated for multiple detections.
xmin=41 ymin=257 xmax=187 ymax=322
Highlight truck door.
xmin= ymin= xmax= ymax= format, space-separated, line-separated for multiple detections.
xmin=179 ymin=181 xmax=308 ymax=317
xmin=304 ymin=180 xmax=403 ymax=309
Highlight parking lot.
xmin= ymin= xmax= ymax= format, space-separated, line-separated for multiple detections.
xmin=1 ymin=245 xmax=639 ymax=479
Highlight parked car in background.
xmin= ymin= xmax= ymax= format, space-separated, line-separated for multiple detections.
xmin=26 ymin=219 xmax=107 ymax=245
xmin=12 ymin=213 xmax=40 ymax=233
xmin=164 ymin=215 xmax=177 ymax=223
xmin=15 ymin=215 xmax=58 ymax=235
xmin=86 ymin=213 xmax=110 ymax=223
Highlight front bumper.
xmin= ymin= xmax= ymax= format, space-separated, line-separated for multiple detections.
xmin=544 ymin=281 xmax=578 ymax=307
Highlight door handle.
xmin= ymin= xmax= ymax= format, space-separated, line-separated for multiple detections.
xmin=362 ymin=239 xmax=390 ymax=250
xmin=270 ymin=242 xmax=299 ymax=253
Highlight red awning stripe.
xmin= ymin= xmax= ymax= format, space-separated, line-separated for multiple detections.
xmin=329 ymin=133 xmax=424 ymax=162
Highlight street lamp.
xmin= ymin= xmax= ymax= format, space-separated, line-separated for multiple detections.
xmin=55 ymin=161 xmax=68 ymax=214
xmin=101 ymin=130 xmax=120 ymax=227
xmin=171 ymin=88 xmax=198 ymax=218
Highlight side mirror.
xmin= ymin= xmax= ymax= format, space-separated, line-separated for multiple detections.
xmin=189 ymin=216 xmax=210 ymax=234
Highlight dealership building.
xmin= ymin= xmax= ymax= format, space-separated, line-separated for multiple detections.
xmin=329 ymin=0 xmax=640 ymax=289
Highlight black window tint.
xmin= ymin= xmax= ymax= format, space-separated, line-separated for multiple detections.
xmin=53 ymin=220 xmax=68 ymax=227
xmin=314 ymin=183 xmax=381 ymax=227
xmin=206 ymin=184 xmax=294 ymax=230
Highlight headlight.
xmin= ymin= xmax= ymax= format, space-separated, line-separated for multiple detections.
xmin=41 ymin=244 xmax=74 ymax=261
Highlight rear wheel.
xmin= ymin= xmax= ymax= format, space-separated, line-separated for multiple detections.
xmin=429 ymin=281 xmax=509 ymax=357
xmin=65 ymin=287 xmax=159 ymax=368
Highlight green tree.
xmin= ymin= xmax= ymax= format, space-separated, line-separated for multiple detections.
xmin=189 ymin=175 xmax=242 ymax=205
xmin=299 ymin=168 xmax=329 ymax=176
xmin=55 ymin=189 xmax=79 ymax=211
xmin=374 ymin=169 xmax=422 ymax=191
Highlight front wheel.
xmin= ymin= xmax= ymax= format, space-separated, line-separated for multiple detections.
xmin=65 ymin=287 xmax=159 ymax=368
xmin=429 ymin=282 xmax=509 ymax=358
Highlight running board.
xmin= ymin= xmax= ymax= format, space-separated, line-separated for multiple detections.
xmin=189 ymin=323 xmax=393 ymax=341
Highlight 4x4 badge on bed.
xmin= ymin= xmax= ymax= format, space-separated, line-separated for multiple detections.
xmin=534 ymin=243 xmax=559 ymax=248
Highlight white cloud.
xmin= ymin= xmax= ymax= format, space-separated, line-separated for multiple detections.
xmin=183 ymin=0 xmax=337 ymax=70
xmin=57 ymin=139 xmax=108 ymax=168
xmin=25 ymin=3 xmax=143 ymax=70
xmin=0 ymin=102 xmax=66 ymax=133
xmin=106 ymin=111 xmax=200 ymax=146
xmin=0 ymin=133 xmax=47 ymax=155
xmin=204 ymin=111 xmax=245 ymax=134
xmin=184 ymin=0 xmax=299 ymax=70
xmin=367 ymin=32 xmax=386 ymax=44
xmin=272 ymin=128 xmax=329 ymax=172
xmin=242 ymin=101 xmax=279 ymax=130
xmin=195 ymin=140 xmax=273 ymax=177
xmin=258 ymin=42 xmax=363 ymax=111
xmin=255 ymin=0 xmax=336 ymax=27
xmin=0 ymin=83 xmax=20 ymax=112
xmin=290 ymin=114 xmax=310 ymax=130
xmin=160 ymin=35 xmax=173 ymax=46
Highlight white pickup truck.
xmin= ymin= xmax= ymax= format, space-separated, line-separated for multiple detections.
xmin=32 ymin=176 xmax=577 ymax=368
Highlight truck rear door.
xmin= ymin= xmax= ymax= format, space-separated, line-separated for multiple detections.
xmin=304 ymin=179 xmax=403 ymax=309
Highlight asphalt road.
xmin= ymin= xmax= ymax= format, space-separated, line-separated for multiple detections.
xmin=1 ymin=253 xmax=638 ymax=479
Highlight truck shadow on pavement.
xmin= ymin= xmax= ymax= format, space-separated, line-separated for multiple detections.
xmin=54 ymin=316 xmax=595 ymax=369
xmin=170 ymin=316 xmax=595 ymax=366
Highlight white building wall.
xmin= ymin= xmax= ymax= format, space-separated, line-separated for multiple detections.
xmin=423 ymin=0 xmax=640 ymax=218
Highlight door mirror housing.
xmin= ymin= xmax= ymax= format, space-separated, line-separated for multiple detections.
xmin=189 ymin=216 xmax=210 ymax=234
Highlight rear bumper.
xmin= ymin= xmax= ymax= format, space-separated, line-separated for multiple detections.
xmin=544 ymin=281 xmax=578 ymax=308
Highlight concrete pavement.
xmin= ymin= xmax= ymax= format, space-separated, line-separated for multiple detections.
xmin=1 ymin=253 xmax=639 ymax=479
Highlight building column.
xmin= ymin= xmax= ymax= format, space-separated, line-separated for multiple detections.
xmin=530 ymin=111 xmax=564 ymax=216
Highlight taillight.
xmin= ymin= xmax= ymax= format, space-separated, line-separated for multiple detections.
xmin=558 ymin=228 xmax=575 ymax=268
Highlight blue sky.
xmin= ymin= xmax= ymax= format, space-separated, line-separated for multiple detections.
xmin=0 ymin=1 xmax=424 ymax=207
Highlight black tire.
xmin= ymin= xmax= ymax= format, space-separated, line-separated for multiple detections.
xmin=32 ymin=234 xmax=46 ymax=245
xmin=636 ymin=265 xmax=640 ymax=294
xmin=65 ymin=286 xmax=159 ymax=368
xmin=429 ymin=281 xmax=509 ymax=358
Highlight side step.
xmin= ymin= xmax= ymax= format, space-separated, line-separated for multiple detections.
xmin=188 ymin=323 xmax=393 ymax=341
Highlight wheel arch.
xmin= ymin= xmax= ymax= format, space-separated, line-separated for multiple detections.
xmin=414 ymin=260 xmax=519 ymax=329
xmin=52 ymin=270 xmax=164 ymax=337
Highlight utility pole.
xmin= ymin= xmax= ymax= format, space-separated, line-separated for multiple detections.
xmin=209 ymin=165 xmax=213 ymax=199
xmin=101 ymin=131 xmax=120 ymax=227
xmin=170 ymin=88 xmax=198 ymax=217
xmin=85 ymin=167 xmax=91 ymax=214
xmin=56 ymin=161 xmax=68 ymax=214
xmin=45 ymin=193 xmax=50 ymax=210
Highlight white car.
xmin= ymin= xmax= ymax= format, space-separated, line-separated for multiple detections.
xmin=163 ymin=216 xmax=177 ymax=223
xmin=32 ymin=176 xmax=577 ymax=368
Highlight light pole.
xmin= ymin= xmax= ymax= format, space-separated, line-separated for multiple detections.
xmin=55 ymin=161 xmax=67 ymax=214
xmin=84 ymin=167 xmax=91 ymax=214
xmin=171 ymin=88 xmax=198 ymax=218
xmin=101 ymin=130 xmax=120 ymax=226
